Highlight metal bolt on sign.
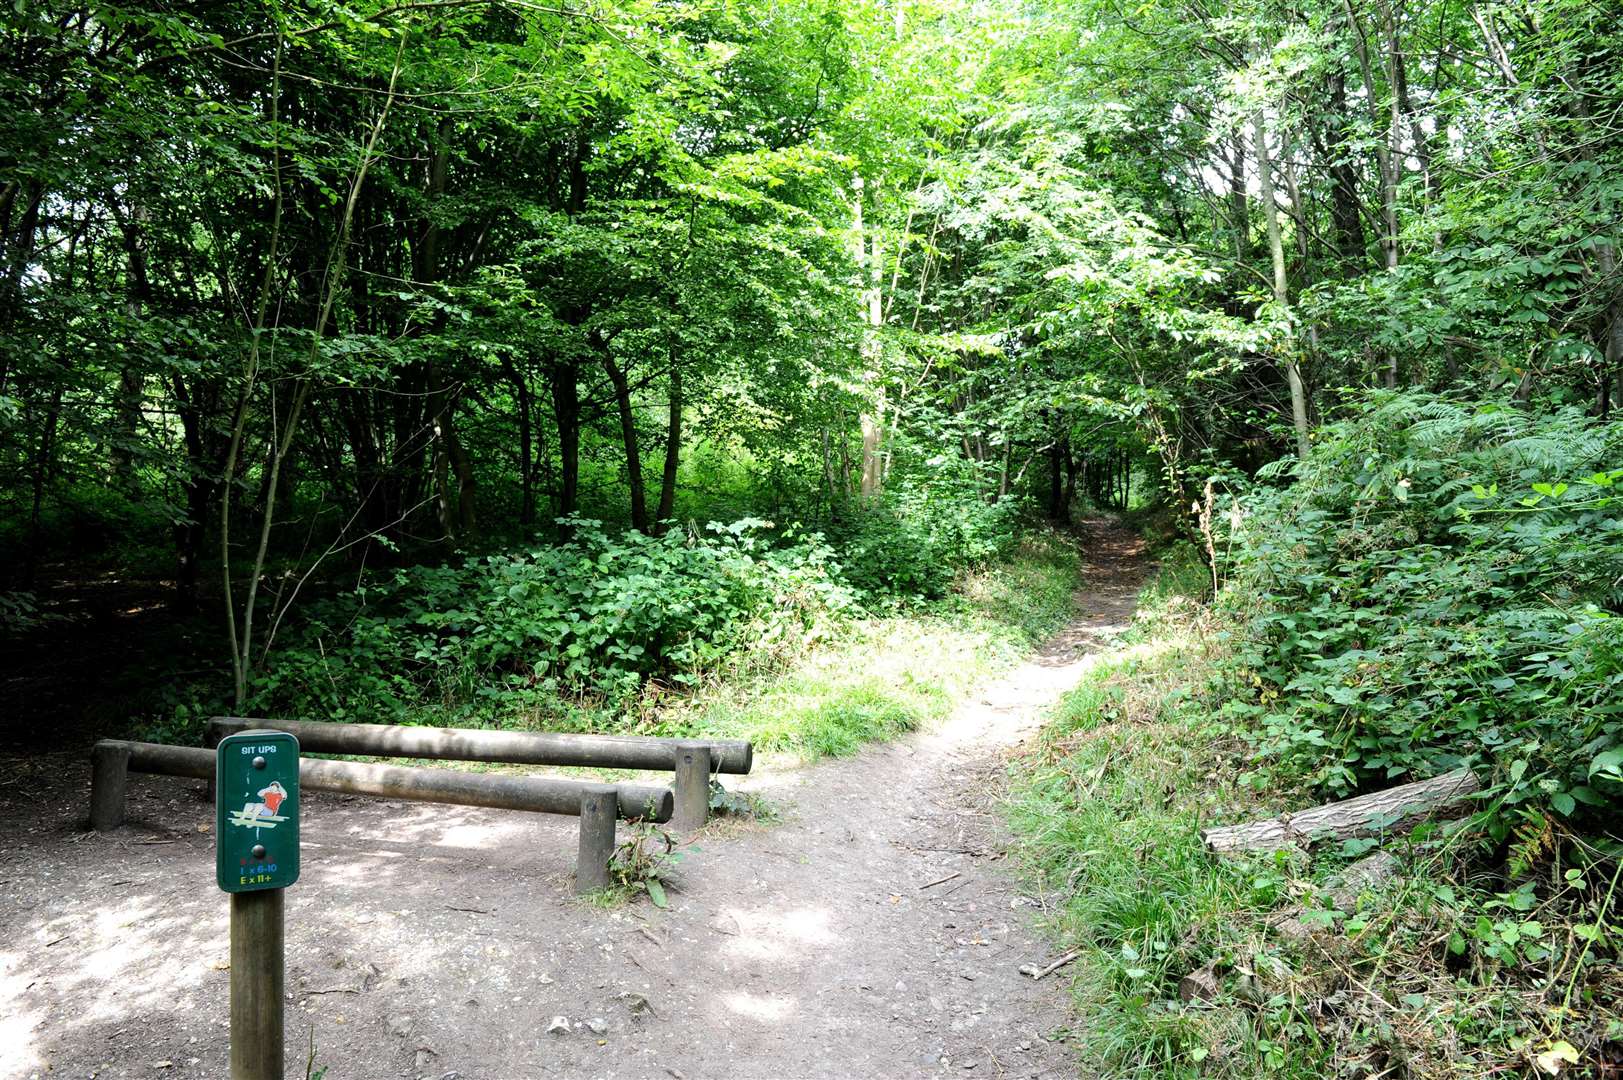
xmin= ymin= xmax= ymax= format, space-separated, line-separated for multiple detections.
xmin=215 ymin=730 xmax=300 ymax=1080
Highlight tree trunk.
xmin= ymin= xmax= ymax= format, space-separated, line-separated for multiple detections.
xmin=24 ymin=386 xmax=64 ymax=582
xmin=601 ymin=355 xmax=649 ymax=533
xmin=514 ymin=365 xmax=534 ymax=526
xmin=655 ymin=363 xmax=681 ymax=531
xmin=1599 ymin=245 xmax=1623 ymax=418
xmin=1324 ymin=71 xmax=1368 ymax=264
xmin=441 ymin=406 xmax=477 ymax=543
xmin=1227 ymin=136 xmax=1249 ymax=265
xmin=550 ymin=362 xmax=581 ymax=518
xmin=1254 ymin=109 xmax=1312 ymax=460
xmin=855 ymin=178 xmax=886 ymax=500
xmin=1344 ymin=0 xmax=1401 ymax=386
xmin=172 ymin=377 xmax=220 ymax=615
xmin=1063 ymin=445 xmax=1079 ymax=511
xmin=1047 ymin=428 xmax=1068 ymax=523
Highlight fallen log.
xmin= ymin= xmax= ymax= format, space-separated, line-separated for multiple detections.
xmin=1272 ymin=850 xmax=1404 ymax=943
xmin=1200 ymin=768 xmax=1479 ymax=854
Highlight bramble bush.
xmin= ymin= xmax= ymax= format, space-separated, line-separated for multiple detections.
xmin=832 ymin=462 xmax=1025 ymax=601
xmin=1211 ymin=393 xmax=1623 ymax=827
xmin=250 ymin=518 xmax=857 ymax=725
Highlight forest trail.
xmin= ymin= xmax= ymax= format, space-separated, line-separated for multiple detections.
xmin=0 ymin=520 xmax=1150 ymax=1080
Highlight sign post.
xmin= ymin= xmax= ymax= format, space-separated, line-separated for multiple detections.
xmin=216 ymin=730 xmax=300 ymax=1080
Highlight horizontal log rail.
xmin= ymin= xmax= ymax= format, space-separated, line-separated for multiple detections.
xmin=90 ymin=739 xmax=672 ymax=830
xmin=207 ymin=716 xmax=752 ymax=775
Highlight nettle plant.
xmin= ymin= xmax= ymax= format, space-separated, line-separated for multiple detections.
xmin=1211 ymin=394 xmax=1623 ymax=826
xmin=251 ymin=518 xmax=857 ymax=724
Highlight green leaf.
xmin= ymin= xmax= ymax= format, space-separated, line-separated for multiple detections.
xmin=646 ymin=879 xmax=668 ymax=909
xmin=1589 ymin=749 xmax=1623 ymax=780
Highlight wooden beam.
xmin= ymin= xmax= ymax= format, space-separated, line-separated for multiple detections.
xmin=209 ymin=716 xmax=753 ymax=775
xmin=91 ymin=740 xmax=673 ymax=824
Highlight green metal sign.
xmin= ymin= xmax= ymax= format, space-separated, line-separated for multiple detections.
xmin=215 ymin=730 xmax=301 ymax=892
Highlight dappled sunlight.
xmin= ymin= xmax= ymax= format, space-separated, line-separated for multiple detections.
xmin=723 ymin=990 xmax=795 ymax=1023
xmin=719 ymin=905 xmax=837 ymax=964
xmin=0 ymin=949 xmax=44 ymax=1076
xmin=316 ymin=796 xmax=562 ymax=858
xmin=4 ymin=887 xmax=229 ymax=1061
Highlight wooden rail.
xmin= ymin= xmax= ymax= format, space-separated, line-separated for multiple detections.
xmin=90 ymin=739 xmax=674 ymax=893
xmin=207 ymin=716 xmax=752 ymax=774
xmin=207 ymin=716 xmax=745 ymax=831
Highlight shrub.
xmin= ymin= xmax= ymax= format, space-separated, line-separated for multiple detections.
xmin=832 ymin=467 xmax=1025 ymax=600
xmin=1210 ymin=393 xmax=1623 ymax=825
xmin=251 ymin=518 xmax=856 ymax=724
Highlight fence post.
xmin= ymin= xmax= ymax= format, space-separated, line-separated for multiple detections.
xmin=673 ymin=742 xmax=711 ymax=834
xmin=90 ymin=741 xmax=131 ymax=831
xmin=576 ymin=784 xmax=617 ymax=894
xmin=229 ymin=889 xmax=284 ymax=1080
xmin=203 ymin=722 xmax=223 ymax=802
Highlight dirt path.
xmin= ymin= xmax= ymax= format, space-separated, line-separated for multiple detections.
xmin=0 ymin=521 xmax=1149 ymax=1080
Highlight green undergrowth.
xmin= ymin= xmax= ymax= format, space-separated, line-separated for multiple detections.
xmin=1008 ymin=547 xmax=1623 ymax=1079
xmin=181 ymin=528 xmax=1083 ymax=774
xmin=673 ymin=530 xmax=1084 ymax=760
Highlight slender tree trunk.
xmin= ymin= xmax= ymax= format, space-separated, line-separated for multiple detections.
xmin=513 ymin=365 xmax=534 ymax=526
xmin=601 ymin=355 xmax=649 ymax=533
xmin=1598 ymin=245 xmax=1623 ymax=418
xmin=1325 ymin=72 xmax=1368 ymax=264
xmin=820 ymin=427 xmax=837 ymax=520
xmin=1063 ymin=444 xmax=1079 ymax=511
xmin=1228 ymin=136 xmax=1249 ymax=266
xmin=550 ymin=362 xmax=581 ymax=518
xmin=655 ymin=363 xmax=681 ymax=531
xmin=1254 ymin=110 xmax=1313 ymax=460
xmin=1345 ymin=0 xmax=1401 ymax=386
xmin=441 ymin=406 xmax=477 ymax=542
xmin=109 ymin=198 xmax=154 ymax=487
xmin=173 ymin=378 xmax=219 ymax=615
xmin=854 ymin=177 xmax=886 ymax=500
xmin=24 ymin=386 xmax=64 ymax=582
xmin=1047 ymin=427 xmax=1068 ymax=523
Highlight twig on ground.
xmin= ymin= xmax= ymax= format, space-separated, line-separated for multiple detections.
xmin=1019 ymin=949 xmax=1082 ymax=980
xmin=919 ymin=871 xmax=962 ymax=890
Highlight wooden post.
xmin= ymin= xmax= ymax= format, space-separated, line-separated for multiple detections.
xmin=576 ymin=784 xmax=617 ymax=894
xmin=229 ymin=888 xmax=284 ymax=1080
xmin=89 ymin=741 xmax=131 ymax=831
xmin=203 ymin=723 xmax=222 ymax=802
xmin=673 ymin=742 xmax=711 ymax=834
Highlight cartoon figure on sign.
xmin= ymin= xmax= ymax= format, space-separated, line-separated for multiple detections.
xmin=230 ymin=780 xmax=290 ymax=832
xmin=258 ymin=781 xmax=287 ymax=816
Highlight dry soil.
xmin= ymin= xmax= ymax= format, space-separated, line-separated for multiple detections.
xmin=0 ymin=521 xmax=1148 ymax=1080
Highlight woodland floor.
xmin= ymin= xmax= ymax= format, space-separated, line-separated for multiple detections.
xmin=0 ymin=520 xmax=1150 ymax=1080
